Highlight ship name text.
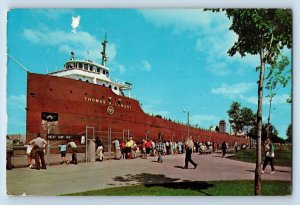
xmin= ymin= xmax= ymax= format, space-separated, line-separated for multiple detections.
xmin=84 ymin=97 xmax=132 ymax=109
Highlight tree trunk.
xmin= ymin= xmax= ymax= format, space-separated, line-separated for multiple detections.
xmin=255 ymin=51 xmax=265 ymax=195
xmin=266 ymin=83 xmax=273 ymax=139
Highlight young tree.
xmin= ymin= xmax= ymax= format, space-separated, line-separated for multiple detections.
xmin=265 ymin=54 xmax=290 ymax=138
xmin=207 ymin=9 xmax=292 ymax=195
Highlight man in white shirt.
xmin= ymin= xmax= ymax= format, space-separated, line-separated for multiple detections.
xmin=112 ymin=138 xmax=121 ymax=160
xmin=183 ymin=136 xmax=197 ymax=169
xmin=29 ymin=133 xmax=47 ymax=170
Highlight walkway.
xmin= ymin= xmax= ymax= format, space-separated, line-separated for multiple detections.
xmin=6 ymin=152 xmax=291 ymax=195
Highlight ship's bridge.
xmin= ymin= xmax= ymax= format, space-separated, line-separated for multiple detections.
xmin=49 ymin=59 xmax=132 ymax=96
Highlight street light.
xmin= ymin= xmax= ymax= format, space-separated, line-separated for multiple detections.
xmin=183 ymin=109 xmax=190 ymax=138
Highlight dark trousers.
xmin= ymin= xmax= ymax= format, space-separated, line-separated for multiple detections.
xmin=157 ymin=150 xmax=163 ymax=162
xmin=222 ymin=148 xmax=226 ymax=157
xmin=185 ymin=149 xmax=197 ymax=168
xmin=34 ymin=148 xmax=46 ymax=169
xmin=71 ymin=148 xmax=78 ymax=164
xmin=6 ymin=150 xmax=13 ymax=170
xmin=125 ymin=147 xmax=131 ymax=159
xmin=262 ymin=156 xmax=275 ymax=171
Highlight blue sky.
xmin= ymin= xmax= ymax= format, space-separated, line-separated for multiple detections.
xmin=7 ymin=9 xmax=292 ymax=138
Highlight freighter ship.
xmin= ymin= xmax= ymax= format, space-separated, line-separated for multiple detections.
xmin=26 ymin=36 xmax=249 ymax=147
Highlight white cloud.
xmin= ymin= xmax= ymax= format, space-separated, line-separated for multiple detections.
xmin=138 ymin=9 xmax=230 ymax=35
xmin=139 ymin=9 xmax=260 ymax=77
xmin=211 ymin=82 xmax=256 ymax=96
xmin=71 ymin=16 xmax=81 ymax=33
xmin=7 ymin=95 xmax=26 ymax=110
xmin=23 ymin=28 xmax=117 ymax=63
xmin=117 ymin=64 xmax=126 ymax=74
xmin=272 ymin=94 xmax=290 ymax=105
xmin=33 ymin=9 xmax=75 ymax=20
xmin=142 ymin=100 xmax=170 ymax=117
xmin=190 ymin=114 xmax=220 ymax=128
xmin=239 ymin=93 xmax=290 ymax=106
xmin=7 ymin=95 xmax=27 ymax=132
xmin=239 ymin=95 xmax=258 ymax=105
xmin=141 ymin=60 xmax=152 ymax=72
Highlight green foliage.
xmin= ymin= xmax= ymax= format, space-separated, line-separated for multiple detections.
xmin=286 ymin=123 xmax=292 ymax=142
xmin=223 ymin=9 xmax=292 ymax=64
xmin=227 ymin=101 xmax=255 ymax=134
xmin=206 ymin=8 xmax=292 ymax=196
xmin=248 ymin=122 xmax=285 ymax=143
xmin=228 ymin=145 xmax=291 ymax=167
xmin=265 ymin=54 xmax=291 ymax=125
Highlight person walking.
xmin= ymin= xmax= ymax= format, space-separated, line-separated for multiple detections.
xmin=156 ymin=140 xmax=165 ymax=163
xmin=6 ymin=136 xmax=13 ymax=170
xmin=125 ymin=137 xmax=133 ymax=159
xmin=95 ymin=137 xmax=104 ymax=161
xmin=58 ymin=143 xmax=69 ymax=164
xmin=120 ymin=140 xmax=126 ymax=159
xmin=221 ymin=141 xmax=227 ymax=157
xmin=112 ymin=138 xmax=121 ymax=160
xmin=67 ymin=139 xmax=78 ymax=164
xmin=25 ymin=144 xmax=34 ymax=168
xmin=261 ymin=138 xmax=275 ymax=174
xmin=234 ymin=140 xmax=238 ymax=154
xmin=183 ymin=136 xmax=197 ymax=169
xmin=29 ymin=133 xmax=47 ymax=170
xmin=145 ymin=139 xmax=152 ymax=158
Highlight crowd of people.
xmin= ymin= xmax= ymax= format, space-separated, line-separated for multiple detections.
xmin=7 ymin=134 xmax=275 ymax=174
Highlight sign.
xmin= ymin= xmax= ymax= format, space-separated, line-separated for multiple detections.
xmin=47 ymin=134 xmax=80 ymax=140
xmin=41 ymin=112 xmax=59 ymax=122
xmin=107 ymin=106 xmax=114 ymax=115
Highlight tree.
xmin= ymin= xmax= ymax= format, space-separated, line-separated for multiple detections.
xmin=227 ymin=101 xmax=256 ymax=135
xmin=240 ymin=107 xmax=256 ymax=134
xmin=207 ymin=9 xmax=292 ymax=195
xmin=227 ymin=101 xmax=242 ymax=134
xmin=249 ymin=123 xmax=285 ymax=143
xmin=286 ymin=123 xmax=292 ymax=143
xmin=265 ymin=54 xmax=290 ymax=138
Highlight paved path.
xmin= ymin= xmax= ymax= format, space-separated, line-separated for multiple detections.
xmin=6 ymin=153 xmax=291 ymax=196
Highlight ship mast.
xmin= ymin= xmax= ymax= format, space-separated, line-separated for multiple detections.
xmin=101 ymin=33 xmax=108 ymax=66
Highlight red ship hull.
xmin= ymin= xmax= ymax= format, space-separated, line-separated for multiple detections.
xmin=26 ymin=73 xmax=249 ymax=146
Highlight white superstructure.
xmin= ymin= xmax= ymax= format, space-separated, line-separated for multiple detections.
xmin=49 ymin=35 xmax=132 ymax=96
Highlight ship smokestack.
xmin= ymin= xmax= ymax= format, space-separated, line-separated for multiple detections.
xmin=70 ymin=51 xmax=75 ymax=60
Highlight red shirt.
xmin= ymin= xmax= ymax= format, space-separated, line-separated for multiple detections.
xmin=145 ymin=141 xmax=152 ymax=148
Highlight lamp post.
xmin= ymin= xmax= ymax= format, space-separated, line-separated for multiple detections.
xmin=183 ymin=110 xmax=190 ymax=138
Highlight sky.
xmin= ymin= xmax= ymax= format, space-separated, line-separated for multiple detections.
xmin=6 ymin=9 xmax=292 ymax=139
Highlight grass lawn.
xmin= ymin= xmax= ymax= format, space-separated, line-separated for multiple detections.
xmin=63 ymin=180 xmax=291 ymax=196
xmin=227 ymin=145 xmax=292 ymax=167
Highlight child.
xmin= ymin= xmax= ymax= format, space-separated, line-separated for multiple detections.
xmin=25 ymin=144 xmax=34 ymax=168
xmin=58 ymin=143 xmax=69 ymax=164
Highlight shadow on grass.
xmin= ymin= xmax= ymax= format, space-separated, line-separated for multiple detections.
xmin=112 ymin=173 xmax=214 ymax=196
